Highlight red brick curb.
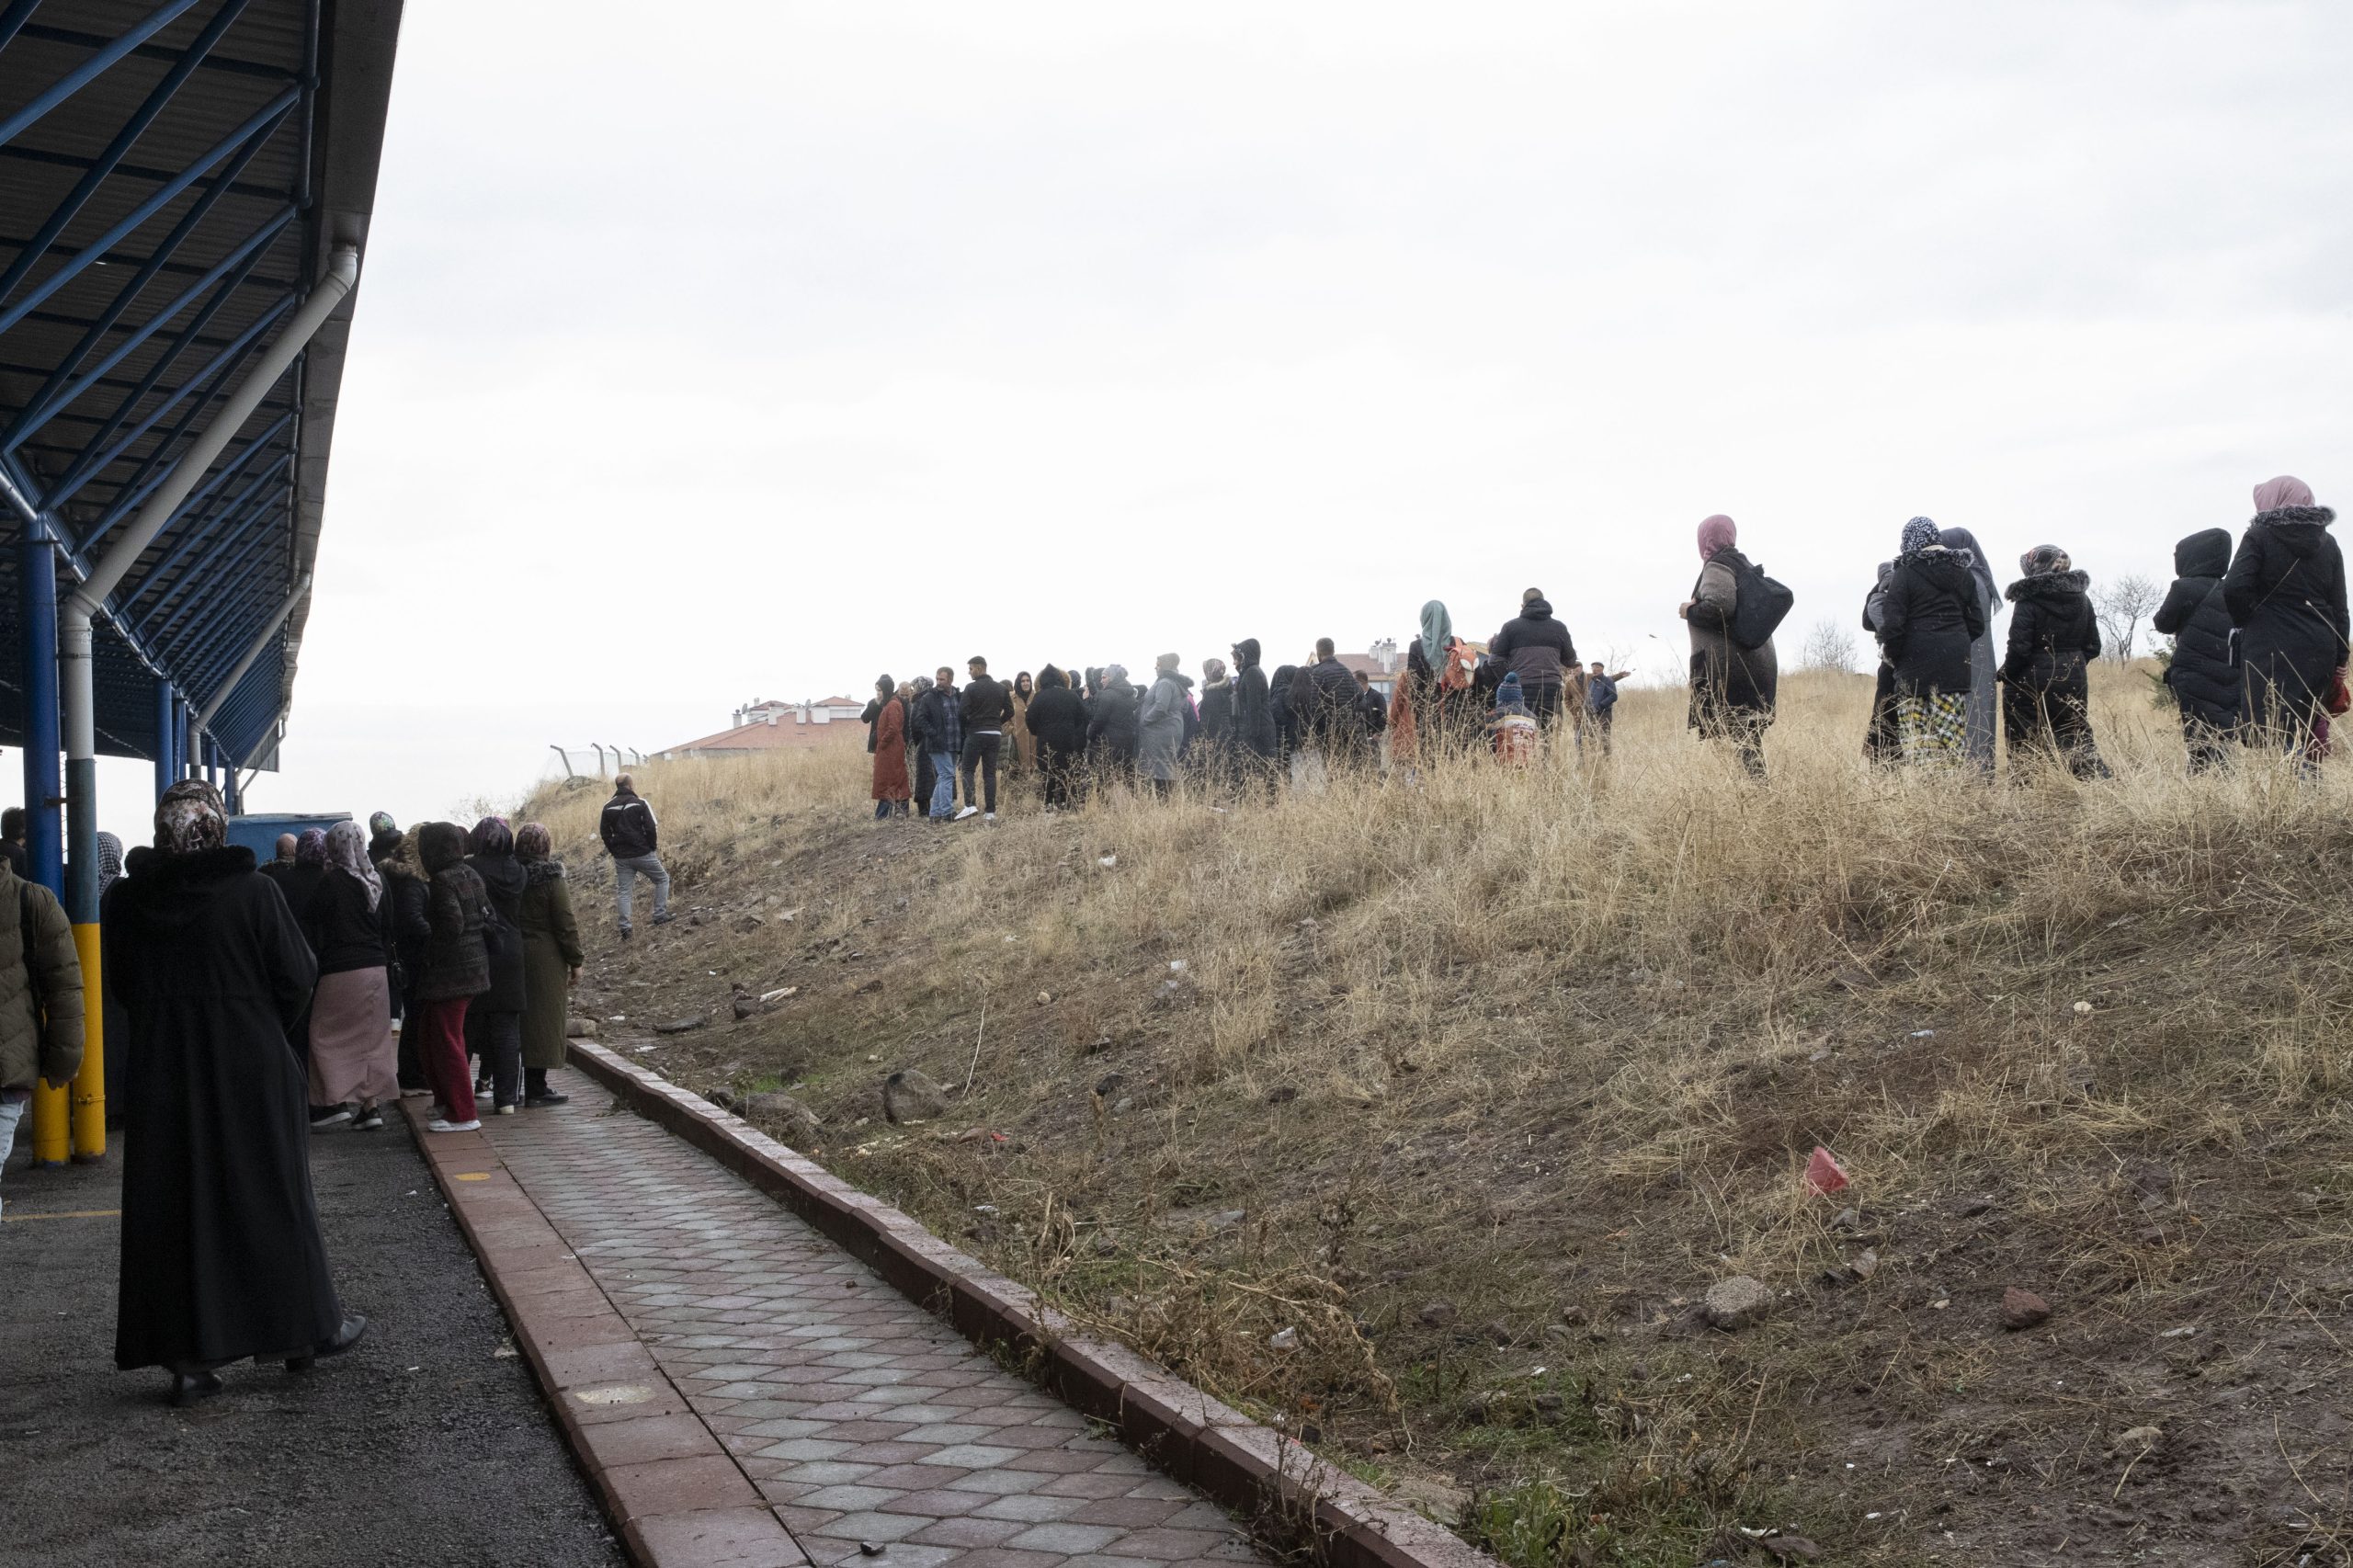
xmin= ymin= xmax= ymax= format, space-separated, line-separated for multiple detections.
xmin=398 ymin=1101 xmax=812 ymax=1568
xmin=567 ymin=1040 xmax=1495 ymax=1568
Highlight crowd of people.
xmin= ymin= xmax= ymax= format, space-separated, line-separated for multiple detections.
xmin=853 ymin=475 xmax=2344 ymax=806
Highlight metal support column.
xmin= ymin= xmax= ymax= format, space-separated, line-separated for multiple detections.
xmin=155 ymin=678 xmax=176 ymax=800
xmin=175 ymin=698 xmax=191 ymax=781
xmin=18 ymin=539 xmax=66 ymax=1166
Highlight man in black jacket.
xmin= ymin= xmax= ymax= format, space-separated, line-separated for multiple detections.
xmin=1354 ymin=671 xmax=1388 ymax=738
xmin=957 ymin=655 xmax=1012 ymax=822
xmin=597 ymin=775 xmax=669 ymax=937
xmin=910 ymin=669 xmax=964 ymax=820
xmin=1290 ymin=640 xmax=1363 ymax=779
xmin=1490 ymin=589 xmax=1577 ymax=728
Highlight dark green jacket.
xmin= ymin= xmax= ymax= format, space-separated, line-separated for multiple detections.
xmin=0 ymin=861 xmax=85 ymax=1091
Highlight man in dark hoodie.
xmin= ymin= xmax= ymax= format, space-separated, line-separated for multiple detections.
xmin=957 ymin=655 xmax=1012 ymax=822
xmin=911 ymin=666 xmax=963 ymax=819
xmin=2222 ymin=474 xmax=2347 ymax=760
xmin=1230 ymin=641 xmax=1278 ymax=779
xmin=1023 ymin=666 xmax=1089 ymax=809
xmin=2154 ymin=527 xmax=2243 ymax=769
xmin=1490 ymin=590 xmax=1578 ymax=727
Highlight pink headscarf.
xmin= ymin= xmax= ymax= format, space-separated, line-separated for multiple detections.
xmin=2254 ymin=475 xmax=2316 ymax=512
xmin=1698 ymin=514 xmax=1737 ymax=560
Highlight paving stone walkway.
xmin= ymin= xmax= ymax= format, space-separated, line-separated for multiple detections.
xmin=480 ymin=1074 xmax=1266 ymax=1568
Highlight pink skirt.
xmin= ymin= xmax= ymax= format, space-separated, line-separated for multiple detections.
xmin=309 ymin=966 xmax=397 ymax=1105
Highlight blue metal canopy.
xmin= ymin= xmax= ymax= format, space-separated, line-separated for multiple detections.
xmin=0 ymin=0 xmax=403 ymax=771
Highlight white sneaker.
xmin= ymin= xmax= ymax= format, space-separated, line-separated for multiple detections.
xmin=983 ymin=812 xmax=995 ymax=822
xmin=954 ymin=806 xmax=979 ymax=821
xmin=426 ymin=1118 xmax=482 ymax=1133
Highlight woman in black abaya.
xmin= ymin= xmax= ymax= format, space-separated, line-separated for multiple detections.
xmin=108 ymin=779 xmax=364 ymax=1406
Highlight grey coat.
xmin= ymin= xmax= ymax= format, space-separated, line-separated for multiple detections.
xmin=1959 ymin=574 xmax=1999 ymax=771
xmin=1138 ymin=669 xmax=1194 ymax=782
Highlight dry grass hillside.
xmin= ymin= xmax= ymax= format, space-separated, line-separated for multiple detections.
xmin=517 ymin=666 xmax=2353 ymax=1568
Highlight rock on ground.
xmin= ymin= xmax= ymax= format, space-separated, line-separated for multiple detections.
xmin=882 ymin=1068 xmax=951 ymax=1124
xmin=1705 ymin=1275 xmax=1772 ymax=1331
xmin=2003 ymin=1288 xmax=2052 ymax=1331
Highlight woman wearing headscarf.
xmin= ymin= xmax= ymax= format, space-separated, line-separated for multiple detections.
xmin=1876 ymin=517 xmax=1987 ymax=768
xmin=870 ymin=675 xmax=911 ymax=819
xmin=514 ymin=824 xmax=582 ymax=1108
xmin=463 ymin=817 xmax=529 ymax=1115
xmin=1682 ymin=514 xmax=1779 ymax=778
xmin=377 ymin=826 xmax=433 ymax=1096
xmin=905 ymin=675 xmax=938 ymax=818
xmin=1938 ymin=526 xmax=2002 ymax=774
xmin=413 ymin=821 xmax=490 ymax=1131
xmin=1023 ymin=666 xmax=1089 ymax=809
xmin=1392 ymin=600 xmax=1476 ymax=775
xmin=1136 ymin=653 xmax=1193 ymax=797
xmin=2154 ymin=528 xmax=2242 ymax=769
xmin=284 ymin=826 xmax=330 ymax=915
xmin=109 ymin=780 xmax=362 ymax=1407
xmin=301 ymin=821 xmax=397 ymax=1130
xmin=1229 ymin=641 xmax=1278 ymax=789
xmin=1087 ymin=664 xmax=1142 ymax=790
xmin=2000 ymin=546 xmax=2109 ymax=778
xmin=2222 ymin=475 xmax=2347 ymax=762
xmin=1006 ymin=672 xmax=1035 ymax=785
xmin=1860 ymin=562 xmax=1901 ymax=766
xmin=1195 ymin=657 xmax=1235 ymax=785
xmin=1267 ymin=663 xmax=1301 ymax=773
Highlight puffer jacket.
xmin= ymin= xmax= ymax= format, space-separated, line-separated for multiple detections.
xmin=2154 ymin=528 xmax=2241 ymax=729
xmin=1878 ymin=547 xmax=1987 ymax=696
xmin=2223 ymin=506 xmax=2348 ymax=722
xmin=1137 ymin=668 xmax=1195 ymax=782
xmin=415 ymin=823 xmax=490 ymax=1004
xmin=1294 ymin=656 xmax=1360 ymax=744
xmin=466 ymin=849 xmax=529 ymax=1014
xmin=2000 ymin=570 xmax=2100 ymax=690
xmin=1231 ymin=640 xmax=1277 ymax=758
xmin=1024 ymin=668 xmax=1089 ymax=756
xmin=1086 ymin=676 xmax=1142 ymax=757
xmin=0 ymin=859 xmax=84 ymax=1091
xmin=1490 ymin=599 xmax=1577 ymax=688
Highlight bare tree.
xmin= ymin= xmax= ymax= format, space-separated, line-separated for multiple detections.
xmin=2094 ymin=574 xmax=2163 ymax=662
xmin=1800 ymin=617 xmax=1859 ymax=673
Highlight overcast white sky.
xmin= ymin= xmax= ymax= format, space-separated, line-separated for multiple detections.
xmin=220 ymin=0 xmax=2353 ymax=833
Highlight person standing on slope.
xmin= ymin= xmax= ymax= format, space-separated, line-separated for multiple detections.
xmin=597 ymin=773 xmax=670 ymax=937
xmin=1683 ymin=514 xmax=1781 ymax=778
xmin=2154 ymin=528 xmax=2241 ymax=769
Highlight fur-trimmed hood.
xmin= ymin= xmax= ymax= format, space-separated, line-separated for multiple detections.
xmin=2254 ymin=504 xmax=2336 ymax=554
xmin=2006 ymin=568 xmax=2091 ymax=604
xmin=523 ymin=858 xmax=567 ymax=889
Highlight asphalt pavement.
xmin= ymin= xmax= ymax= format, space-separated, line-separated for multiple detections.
xmin=0 ymin=1109 xmax=626 ymax=1568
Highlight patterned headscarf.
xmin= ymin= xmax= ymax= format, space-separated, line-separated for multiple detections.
xmin=368 ymin=810 xmax=398 ymax=841
xmin=154 ymin=779 xmax=227 ymax=855
xmin=1899 ymin=516 xmax=1942 ymax=559
xmin=95 ymin=831 xmax=124 ymax=895
xmin=1698 ymin=514 xmax=1737 ymax=561
xmin=295 ymin=827 xmax=328 ymax=867
xmin=325 ymin=818 xmax=383 ymax=911
xmin=1200 ymin=657 xmax=1228 ymax=688
xmin=471 ymin=814 xmax=514 ymax=856
xmin=516 ymin=822 xmax=553 ymax=860
xmin=2018 ymin=544 xmax=2072 ymax=577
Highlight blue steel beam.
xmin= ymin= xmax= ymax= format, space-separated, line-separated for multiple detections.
xmin=177 ymin=593 xmax=280 ymax=702
xmin=195 ymin=625 xmax=278 ymax=720
xmin=0 ymin=0 xmax=204 ymax=150
xmin=0 ymin=85 xmax=296 ymax=336
xmin=4 ymin=187 xmax=292 ymax=451
xmin=59 ymin=291 xmax=291 ymax=525
xmin=160 ymin=533 xmax=278 ymax=652
xmin=121 ymin=451 xmax=285 ymax=615
xmin=0 ymin=0 xmax=44 ymax=57
xmin=80 ymin=404 xmax=290 ymax=559
xmin=210 ymin=651 xmax=283 ymax=756
xmin=0 ymin=0 xmax=253 ymax=309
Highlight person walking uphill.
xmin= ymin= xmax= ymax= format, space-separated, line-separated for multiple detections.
xmin=1683 ymin=514 xmax=1780 ymax=778
xmin=2155 ymin=528 xmax=2243 ymax=769
xmin=1139 ymin=653 xmax=1194 ymax=797
xmin=1876 ymin=516 xmax=1987 ymax=768
xmin=465 ymin=817 xmax=529 ymax=1115
xmin=958 ymin=655 xmax=1012 ymax=821
xmin=301 ymin=820 xmax=397 ymax=1131
xmin=108 ymin=780 xmax=362 ymax=1408
xmin=0 ymin=841 xmax=82 ymax=1218
xmin=869 ymin=675 xmax=912 ymax=817
xmin=912 ymin=667 xmax=964 ymax=820
xmin=1024 ymin=666 xmax=1089 ymax=809
xmin=2223 ymin=475 xmax=2348 ymax=763
xmin=514 ymin=824 xmax=582 ymax=1108
xmin=413 ymin=822 xmax=491 ymax=1132
xmin=1490 ymin=591 xmax=1578 ymax=727
xmin=2000 ymin=546 xmax=2109 ymax=778
xmin=597 ymin=773 xmax=670 ymax=936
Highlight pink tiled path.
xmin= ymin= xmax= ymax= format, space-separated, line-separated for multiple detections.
xmin=482 ymin=1072 xmax=1266 ymax=1568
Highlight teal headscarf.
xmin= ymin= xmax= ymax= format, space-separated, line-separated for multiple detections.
xmin=1419 ymin=600 xmax=1451 ymax=669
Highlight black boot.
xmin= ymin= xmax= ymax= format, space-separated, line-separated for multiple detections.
xmin=287 ymin=1312 xmax=368 ymax=1372
xmin=170 ymin=1369 xmax=223 ymax=1407
xmin=524 ymin=1069 xmax=569 ymax=1108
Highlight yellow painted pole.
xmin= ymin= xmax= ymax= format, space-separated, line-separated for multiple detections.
xmin=29 ymin=1075 xmax=67 ymax=1165
xmin=69 ymin=923 xmax=102 ymax=1160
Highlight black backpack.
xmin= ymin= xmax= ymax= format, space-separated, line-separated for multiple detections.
xmin=1728 ymin=555 xmax=1795 ymax=651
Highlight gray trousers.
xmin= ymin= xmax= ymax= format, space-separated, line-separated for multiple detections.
xmin=613 ymin=853 xmax=670 ymax=929
xmin=0 ymin=1096 xmax=23 ymax=1216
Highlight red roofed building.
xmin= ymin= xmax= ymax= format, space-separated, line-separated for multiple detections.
xmin=656 ymin=697 xmax=870 ymax=758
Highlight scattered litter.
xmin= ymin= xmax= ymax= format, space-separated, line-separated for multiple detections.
xmin=1804 ymin=1146 xmax=1849 ymax=1196
xmin=1908 ymin=1028 xmax=1935 ymax=1039
xmin=493 ymin=1340 xmax=517 ymax=1359
xmin=1168 ymin=960 xmax=1188 ymax=972
xmin=759 ymin=987 xmax=794 ymax=1004
xmin=2159 ymin=1325 xmax=2200 ymax=1339
xmin=405 ymin=1366 xmax=420 ymax=1373
xmin=1268 ymin=1327 xmax=1300 ymax=1351
xmin=1037 ymin=991 xmax=1053 ymax=1005
xmin=858 ymin=1543 xmax=883 ymax=1558
xmin=1097 ymin=855 xmax=1117 ymax=868
xmin=2074 ymin=1000 xmax=2094 ymax=1015
xmin=973 ymin=1204 xmax=998 ymax=1214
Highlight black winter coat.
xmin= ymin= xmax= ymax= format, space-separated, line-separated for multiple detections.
xmin=1878 ymin=549 xmax=1986 ymax=696
xmin=598 ymin=791 xmax=657 ymax=859
xmin=301 ymin=867 xmax=389 ymax=977
xmin=416 ymin=860 xmax=491 ymax=1004
xmin=106 ymin=845 xmax=341 ymax=1371
xmin=2000 ymin=572 xmax=2099 ymax=691
xmin=1086 ymin=679 xmax=1142 ymax=756
xmin=1295 ymin=658 xmax=1360 ymax=744
xmin=860 ymin=697 xmax=883 ymax=754
xmin=1232 ymin=641 xmax=1277 ymax=757
xmin=378 ymin=861 xmax=430 ymax=1002
xmin=466 ymin=851 xmax=528 ymax=1015
xmin=1199 ymin=682 xmax=1235 ymax=744
xmin=961 ymin=675 xmax=1013 ymax=732
xmin=2222 ymin=506 xmax=2348 ymax=726
xmin=1024 ymin=686 xmax=1089 ymax=757
xmin=1490 ymin=599 xmax=1576 ymax=687
xmin=1268 ymin=667 xmax=1300 ymax=753
xmin=2154 ymin=528 xmax=2241 ymax=730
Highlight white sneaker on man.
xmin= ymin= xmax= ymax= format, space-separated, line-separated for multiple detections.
xmin=954 ymin=806 xmax=979 ymax=822
xmin=426 ymin=1118 xmax=482 ymax=1133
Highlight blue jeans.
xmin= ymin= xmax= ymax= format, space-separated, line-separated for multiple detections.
xmin=0 ymin=1095 xmax=24 ymax=1217
xmin=928 ymin=752 xmax=957 ymax=817
xmin=613 ymin=852 xmax=669 ymax=929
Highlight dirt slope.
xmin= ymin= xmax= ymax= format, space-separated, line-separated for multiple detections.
xmin=519 ymin=669 xmax=2353 ymax=1568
